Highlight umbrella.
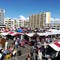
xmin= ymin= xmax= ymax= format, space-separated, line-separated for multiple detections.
xmin=17 ymin=29 xmax=23 ymax=32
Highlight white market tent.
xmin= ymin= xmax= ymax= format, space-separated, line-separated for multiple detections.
xmin=8 ymin=31 xmax=19 ymax=36
xmin=46 ymin=29 xmax=60 ymax=35
xmin=37 ymin=29 xmax=60 ymax=36
xmin=37 ymin=32 xmax=48 ymax=36
xmin=49 ymin=41 xmax=60 ymax=51
xmin=1 ymin=31 xmax=19 ymax=36
xmin=26 ymin=29 xmax=60 ymax=37
xmin=47 ymin=29 xmax=58 ymax=32
xmin=26 ymin=33 xmax=35 ymax=37
xmin=1 ymin=29 xmax=60 ymax=37
xmin=1 ymin=32 xmax=9 ymax=36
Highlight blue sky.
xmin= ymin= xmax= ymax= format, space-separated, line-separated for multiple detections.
xmin=0 ymin=0 xmax=60 ymax=19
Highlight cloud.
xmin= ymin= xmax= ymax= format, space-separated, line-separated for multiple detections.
xmin=50 ymin=18 xmax=60 ymax=23
xmin=19 ymin=15 xmax=26 ymax=20
xmin=19 ymin=15 xmax=29 ymax=20
xmin=6 ymin=17 xmax=10 ymax=19
xmin=4 ymin=17 xmax=11 ymax=21
xmin=51 ymin=18 xmax=60 ymax=21
xmin=5 ymin=15 xmax=29 ymax=21
xmin=4 ymin=17 xmax=17 ymax=21
xmin=4 ymin=17 xmax=10 ymax=20
xmin=27 ymin=17 xmax=29 ymax=20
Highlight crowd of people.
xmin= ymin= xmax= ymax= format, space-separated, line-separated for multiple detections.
xmin=0 ymin=34 xmax=60 ymax=60
xmin=0 ymin=28 xmax=60 ymax=60
xmin=26 ymin=35 xmax=60 ymax=60
xmin=28 ymin=37 xmax=52 ymax=60
xmin=0 ymin=37 xmax=22 ymax=60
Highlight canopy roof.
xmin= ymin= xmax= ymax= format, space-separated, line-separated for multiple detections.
xmin=37 ymin=32 xmax=48 ymax=36
xmin=1 ymin=29 xmax=60 ymax=36
xmin=1 ymin=32 xmax=9 ymax=35
xmin=46 ymin=29 xmax=60 ymax=35
xmin=49 ymin=41 xmax=60 ymax=51
xmin=25 ymin=29 xmax=60 ymax=37
xmin=8 ymin=31 xmax=19 ymax=36
xmin=26 ymin=33 xmax=35 ymax=37
xmin=47 ymin=29 xmax=58 ymax=32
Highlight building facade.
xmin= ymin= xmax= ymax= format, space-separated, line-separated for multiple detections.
xmin=4 ymin=18 xmax=29 ymax=29
xmin=18 ymin=20 xmax=25 ymax=27
xmin=29 ymin=12 xmax=51 ymax=28
xmin=4 ymin=18 xmax=13 ymax=28
xmin=18 ymin=20 xmax=29 ymax=27
xmin=13 ymin=18 xmax=18 ymax=29
xmin=0 ymin=9 xmax=5 ymax=25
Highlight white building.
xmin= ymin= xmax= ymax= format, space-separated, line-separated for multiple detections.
xmin=18 ymin=20 xmax=25 ymax=27
xmin=4 ymin=18 xmax=13 ymax=28
xmin=4 ymin=17 xmax=29 ymax=29
xmin=18 ymin=19 xmax=29 ymax=28
xmin=13 ymin=18 xmax=19 ymax=29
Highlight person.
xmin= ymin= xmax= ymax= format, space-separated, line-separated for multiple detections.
xmin=17 ymin=37 xmax=20 ymax=44
xmin=26 ymin=53 xmax=31 ymax=60
xmin=15 ymin=40 xmax=18 ymax=49
xmin=0 ymin=49 xmax=4 ymax=60
xmin=48 ymin=56 xmax=51 ymax=60
xmin=30 ymin=48 xmax=34 ymax=60
xmin=38 ymin=49 xmax=42 ymax=60
xmin=9 ymin=46 xmax=14 ymax=52
xmin=33 ymin=50 xmax=37 ymax=60
xmin=44 ymin=41 xmax=47 ymax=49
xmin=44 ymin=41 xmax=47 ymax=56
xmin=5 ymin=53 xmax=11 ymax=60
xmin=12 ymin=49 xmax=17 ymax=58
xmin=0 ymin=53 xmax=3 ymax=60
xmin=13 ymin=37 xmax=16 ymax=44
xmin=5 ymin=41 xmax=8 ymax=50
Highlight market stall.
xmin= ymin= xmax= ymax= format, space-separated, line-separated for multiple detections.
xmin=45 ymin=41 xmax=60 ymax=60
xmin=49 ymin=41 xmax=60 ymax=51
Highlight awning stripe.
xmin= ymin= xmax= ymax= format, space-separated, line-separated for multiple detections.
xmin=54 ymin=42 xmax=60 ymax=47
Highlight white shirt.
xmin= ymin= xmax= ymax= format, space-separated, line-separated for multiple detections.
xmin=13 ymin=38 xmax=16 ymax=41
xmin=44 ymin=42 xmax=47 ymax=48
xmin=15 ymin=41 xmax=18 ymax=45
xmin=0 ymin=53 xmax=2 ymax=59
xmin=13 ymin=50 xmax=16 ymax=55
xmin=5 ymin=41 xmax=8 ymax=50
xmin=5 ymin=42 xmax=8 ymax=46
xmin=38 ymin=51 xmax=42 ymax=60
xmin=48 ymin=58 xmax=51 ymax=60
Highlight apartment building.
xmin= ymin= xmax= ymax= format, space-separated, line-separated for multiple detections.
xmin=4 ymin=18 xmax=13 ymax=28
xmin=0 ymin=9 xmax=6 ymax=28
xmin=29 ymin=12 xmax=51 ymax=28
xmin=0 ymin=9 xmax=5 ymax=25
xmin=13 ymin=18 xmax=18 ymax=29
xmin=18 ymin=20 xmax=29 ymax=27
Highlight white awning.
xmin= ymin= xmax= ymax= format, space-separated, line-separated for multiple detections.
xmin=37 ymin=33 xmax=48 ymax=36
xmin=1 ymin=32 xmax=9 ymax=35
xmin=49 ymin=41 xmax=60 ymax=51
xmin=8 ymin=31 xmax=19 ymax=36
xmin=26 ymin=33 xmax=35 ymax=37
